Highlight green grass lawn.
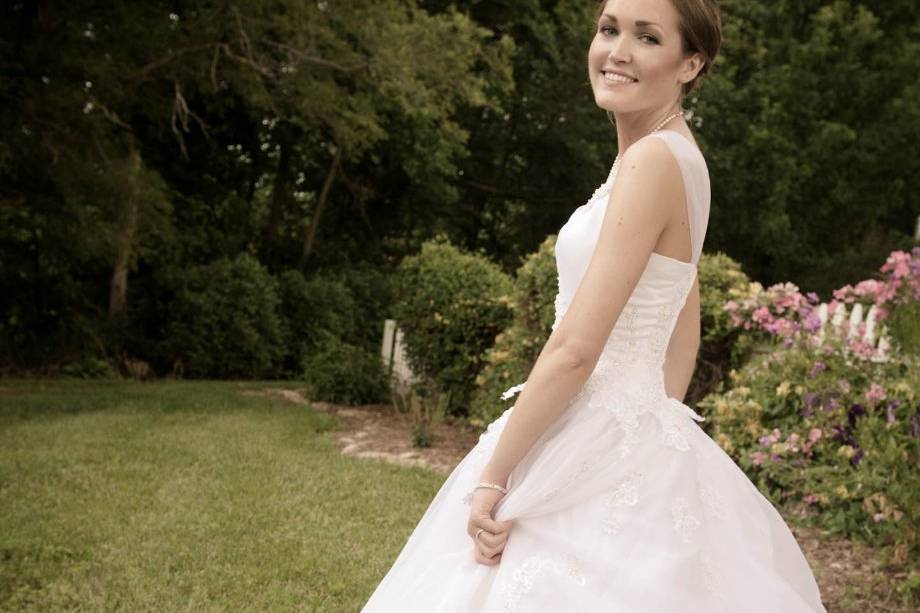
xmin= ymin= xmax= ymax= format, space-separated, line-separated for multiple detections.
xmin=0 ymin=379 xmax=442 ymax=611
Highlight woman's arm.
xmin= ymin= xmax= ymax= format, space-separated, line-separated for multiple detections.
xmin=663 ymin=276 xmax=701 ymax=404
xmin=478 ymin=137 xmax=686 ymax=487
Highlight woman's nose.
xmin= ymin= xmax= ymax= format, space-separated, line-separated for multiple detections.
xmin=607 ymin=34 xmax=631 ymax=63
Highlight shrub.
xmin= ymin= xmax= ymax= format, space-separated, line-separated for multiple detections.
xmin=302 ymin=330 xmax=389 ymax=405
xmin=392 ymin=235 xmax=513 ymax=417
xmin=469 ymin=235 xmax=558 ymax=425
xmin=277 ymin=270 xmax=357 ymax=375
xmin=699 ymin=247 xmax=920 ymax=590
xmin=165 ymin=253 xmax=285 ymax=378
xmin=60 ymin=357 xmax=119 ymax=379
xmin=690 ymin=251 xmax=759 ymax=404
xmin=698 ymin=338 xmax=919 ymax=572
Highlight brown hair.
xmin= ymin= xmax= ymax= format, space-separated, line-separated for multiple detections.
xmin=592 ymin=0 xmax=722 ymax=97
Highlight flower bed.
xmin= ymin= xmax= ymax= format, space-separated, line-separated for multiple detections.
xmin=699 ymin=248 xmax=920 ymax=598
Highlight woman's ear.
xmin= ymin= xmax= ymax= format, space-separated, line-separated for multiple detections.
xmin=679 ymin=52 xmax=705 ymax=85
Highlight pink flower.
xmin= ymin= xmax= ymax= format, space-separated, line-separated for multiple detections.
xmin=833 ymin=285 xmax=855 ymax=303
xmin=853 ymin=279 xmax=883 ymax=300
xmin=803 ymin=493 xmax=819 ymax=505
xmin=865 ymin=383 xmax=886 ymax=404
xmin=808 ymin=427 xmax=823 ymax=443
xmin=881 ymin=250 xmax=911 ymax=279
xmin=752 ymin=306 xmax=773 ymax=325
xmin=751 ymin=451 xmax=768 ymax=466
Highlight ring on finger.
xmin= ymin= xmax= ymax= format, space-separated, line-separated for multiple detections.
xmin=475 ymin=528 xmax=488 ymax=541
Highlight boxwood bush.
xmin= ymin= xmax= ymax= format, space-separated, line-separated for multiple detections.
xmin=392 ymin=235 xmax=513 ymax=416
xmin=469 ymin=235 xmax=558 ymax=425
xmin=165 ymin=253 xmax=285 ymax=378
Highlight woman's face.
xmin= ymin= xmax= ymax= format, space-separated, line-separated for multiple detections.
xmin=588 ymin=0 xmax=697 ymax=114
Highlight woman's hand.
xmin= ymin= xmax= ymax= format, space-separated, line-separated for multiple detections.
xmin=467 ymin=487 xmax=514 ymax=565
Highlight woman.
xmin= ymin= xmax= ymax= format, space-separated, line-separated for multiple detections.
xmin=362 ymin=0 xmax=827 ymax=611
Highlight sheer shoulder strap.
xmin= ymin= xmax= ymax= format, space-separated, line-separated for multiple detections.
xmin=643 ymin=130 xmax=711 ymax=265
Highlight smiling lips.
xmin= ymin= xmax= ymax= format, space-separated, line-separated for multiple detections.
xmin=602 ymin=70 xmax=638 ymax=84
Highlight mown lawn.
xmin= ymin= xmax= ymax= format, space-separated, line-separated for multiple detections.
xmin=0 ymin=379 xmax=440 ymax=611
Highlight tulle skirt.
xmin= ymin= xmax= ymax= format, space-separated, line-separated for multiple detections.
xmin=361 ymin=371 xmax=827 ymax=612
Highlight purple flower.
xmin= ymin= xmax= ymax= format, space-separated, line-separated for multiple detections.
xmin=806 ymin=292 xmax=820 ymax=304
xmin=803 ymin=312 xmax=822 ymax=333
xmin=850 ymin=448 xmax=864 ymax=467
xmin=847 ymin=404 xmax=866 ymax=427
xmin=808 ymin=362 xmax=827 ymax=378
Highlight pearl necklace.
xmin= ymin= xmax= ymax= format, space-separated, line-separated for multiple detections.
xmin=590 ymin=108 xmax=686 ymax=202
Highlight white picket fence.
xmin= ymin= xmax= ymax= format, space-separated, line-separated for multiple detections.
xmin=814 ymin=301 xmax=891 ymax=361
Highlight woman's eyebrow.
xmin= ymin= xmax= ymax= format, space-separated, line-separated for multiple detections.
xmin=601 ymin=14 xmax=662 ymax=28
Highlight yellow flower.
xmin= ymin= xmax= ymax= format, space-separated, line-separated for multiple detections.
xmin=834 ymin=484 xmax=849 ymax=499
xmin=794 ymin=384 xmax=804 ymax=396
xmin=837 ymin=445 xmax=855 ymax=459
xmin=775 ymin=381 xmax=791 ymax=398
xmin=770 ymin=442 xmax=789 ymax=455
xmin=735 ymin=386 xmax=751 ymax=398
xmin=894 ymin=381 xmax=915 ymax=400
xmin=714 ymin=432 xmax=734 ymax=454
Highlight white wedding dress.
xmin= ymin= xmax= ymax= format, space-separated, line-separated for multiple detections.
xmin=361 ymin=130 xmax=827 ymax=612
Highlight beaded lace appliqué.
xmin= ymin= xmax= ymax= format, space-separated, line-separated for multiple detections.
xmin=600 ymin=471 xmax=644 ymax=536
xmin=502 ymin=553 xmax=586 ymax=613
xmin=671 ymin=496 xmax=702 ymax=543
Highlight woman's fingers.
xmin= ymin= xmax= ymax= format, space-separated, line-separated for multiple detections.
xmin=477 ymin=537 xmax=505 ymax=559
xmin=475 ymin=529 xmax=507 ymax=549
xmin=473 ymin=514 xmax=513 ymax=535
xmin=474 ymin=548 xmax=502 ymax=565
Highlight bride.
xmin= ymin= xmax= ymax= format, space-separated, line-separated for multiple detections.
xmin=362 ymin=0 xmax=827 ymax=611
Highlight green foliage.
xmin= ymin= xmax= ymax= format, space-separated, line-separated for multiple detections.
xmin=391 ymin=378 xmax=449 ymax=449
xmin=687 ymin=251 xmax=759 ymax=404
xmin=887 ymin=301 xmax=920 ymax=357
xmin=277 ymin=270 xmax=358 ymax=375
xmin=301 ymin=331 xmax=389 ymax=405
xmin=698 ymin=0 xmax=920 ymax=295
xmin=469 ymin=235 xmax=558 ymax=425
xmin=60 ymin=358 xmax=119 ymax=380
xmin=698 ymin=339 xmax=920 ymax=579
xmin=392 ymin=235 xmax=513 ymax=416
xmin=166 ymin=254 xmax=285 ymax=378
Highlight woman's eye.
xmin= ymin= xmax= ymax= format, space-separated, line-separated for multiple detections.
xmin=640 ymin=34 xmax=659 ymax=44
xmin=600 ymin=25 xmax=616 ymax=35
xmin=600 ymin=26 xmax=658 ymax=44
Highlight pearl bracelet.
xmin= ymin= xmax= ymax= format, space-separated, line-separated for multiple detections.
xmin=475 ymin=481 xmax=508 ymax=494
xmin=461 ymin=481 xmax=508 ymax=505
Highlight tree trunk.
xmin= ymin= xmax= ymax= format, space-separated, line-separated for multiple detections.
xmin=300 ymin=144 xmax=342 ymax=267
xmin=262 ymin=135 xmax=293 ymax=254
xmin=108 ymin=148 xmax=142 ymax=319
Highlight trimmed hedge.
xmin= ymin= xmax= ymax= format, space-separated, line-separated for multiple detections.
xmin=392 ymin=235 xmax=514 ymax=416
